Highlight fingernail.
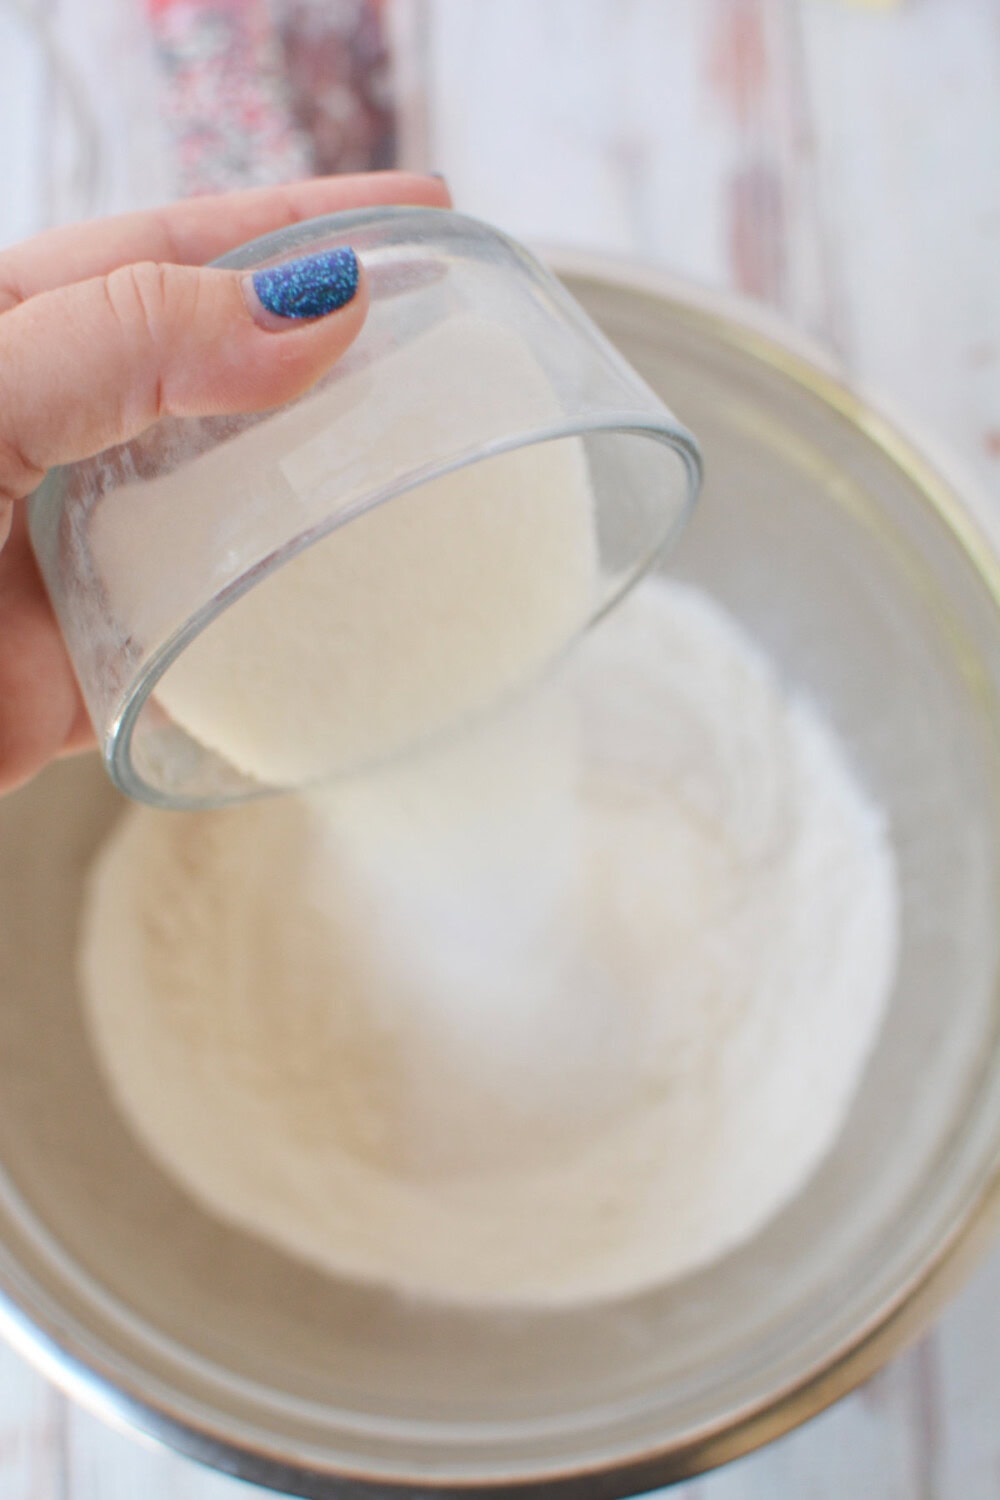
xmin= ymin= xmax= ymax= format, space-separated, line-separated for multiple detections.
xmin=249 ymin=246 xmax=359 ymax=321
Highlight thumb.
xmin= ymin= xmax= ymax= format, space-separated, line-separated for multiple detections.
xmin=0 ymin=246 xmax=367 ymax=504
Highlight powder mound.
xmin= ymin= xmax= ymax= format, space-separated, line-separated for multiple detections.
xmin=137 ymin=315 xmax=599 ymax=789
xmin=154 ymin=435 xmax=596 ymax=786
xmin=79 ymin=578 xmax=899 ymax=1307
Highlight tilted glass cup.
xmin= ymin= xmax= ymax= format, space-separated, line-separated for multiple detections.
xmin=29 ymin=208 xmax=701 ymax=808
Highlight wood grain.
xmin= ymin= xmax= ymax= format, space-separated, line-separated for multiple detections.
xmin=0 ymin=0 xmax=50 ymax=245
xmin=63 ymin=1400 xmax=272 ymax=1500
xmin=0 ymin=1337 xmax=64 ymax=1500
xmin=799 ymin=0 xmax=1000 ymax=485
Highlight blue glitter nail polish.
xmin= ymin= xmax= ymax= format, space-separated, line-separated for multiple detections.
xmin=252 ymin=247 xmax=359 ymax=320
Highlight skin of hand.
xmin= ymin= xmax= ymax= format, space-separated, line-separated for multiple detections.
xmin=0 ymin=171 xmax=451 ymax=797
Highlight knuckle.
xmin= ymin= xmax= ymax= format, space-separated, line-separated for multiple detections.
xmin=0 ymin=318 xmax=45 ymax=501
xmin=0 ymin=251 xmax=27 ymax=316
xmin=104 ymin=261 xmax=175 ymax=346
xmin=104 ymin=261 xmax=196 ymax=423
xmin=0 ymin=431 xmax=45 ymax=505
xmin=0 ymin=278 xmax=25 ymax=316
xmin=106 ymin=261 xmax=200 ymax=348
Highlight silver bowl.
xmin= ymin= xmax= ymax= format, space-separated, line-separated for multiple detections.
xmin=2 ymin=259 xmax=1000 ymax=1496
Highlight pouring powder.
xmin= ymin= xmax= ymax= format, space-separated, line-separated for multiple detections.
xmin=79 ymin=577 xmax=899 ymax=1306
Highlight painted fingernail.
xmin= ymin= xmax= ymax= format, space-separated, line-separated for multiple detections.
xmin=249 ymin=246 xmax=359 ymax=321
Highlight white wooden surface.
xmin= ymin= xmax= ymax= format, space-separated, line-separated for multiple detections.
xmin=2 ymin=0 xmax=999 ymax=1495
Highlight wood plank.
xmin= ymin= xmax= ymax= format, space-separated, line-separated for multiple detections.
xmin=932 ymin=1244 xmax=1000 ymax=1500
xmin=0 ymin=1338 xmax=65 ymax=1500
xmin=422 ymin=0 xmax=728 ymax=262
xmin=692 ymin=1346 xmax=933 ymax=1500
xmin=798 ymin=0 xmax=1000 ymax=485
xmin=64 ymin=1400 xmax=273 ymax=1500
xmin=0 ymin=0 xmax=50 ymax=247
xmin=419 ymin=0 xmax=834 ymax=339
xmin=45 ymin=0 xmax=175 ymax=225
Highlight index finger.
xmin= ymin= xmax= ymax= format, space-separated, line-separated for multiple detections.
xmin=0 ymin=171 xmax=451 ymax=312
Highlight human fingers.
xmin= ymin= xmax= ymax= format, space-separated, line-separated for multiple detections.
xmin=0 ymin=506 xmax=90 ymax=794
xmin=0 ymin=171 xmax=450 ymax=311
xmin=0 ymin=245 xmax=369 ymax=501
xmin=0 ymin=244 xmax=369 ymax=790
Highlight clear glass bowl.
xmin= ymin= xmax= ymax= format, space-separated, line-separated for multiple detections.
xmin=2 ymin=263 xmax=1000 ymax=1496
xmin=28 ymin=208 xmax=699 ymax=808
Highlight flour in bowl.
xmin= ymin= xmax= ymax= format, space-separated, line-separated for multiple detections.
xmin=79 ymin=578 xmax=899 ymax=1306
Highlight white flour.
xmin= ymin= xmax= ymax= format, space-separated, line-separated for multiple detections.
xmin=80 ymin=578 xmax=899 ymax=1306
xmin=147 ymin=318 xmax=598 ymax=788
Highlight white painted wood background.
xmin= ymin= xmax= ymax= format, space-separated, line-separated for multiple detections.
xmin=1 ymin=0 xmax=999 ymax=1495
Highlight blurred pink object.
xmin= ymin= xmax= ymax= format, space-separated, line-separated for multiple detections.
xmin=277 ymin=0 xmax=396 ymax=174
xmin=147 ymin=0 xmax=395 ymax=196
xmin=148 ymin=0 xmax=311 ymax=194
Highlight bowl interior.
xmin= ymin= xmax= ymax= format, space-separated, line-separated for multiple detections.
xmin=2 ymin=275 xmax=1000 ymax=1493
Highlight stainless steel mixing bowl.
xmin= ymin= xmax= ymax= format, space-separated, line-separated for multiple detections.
xmin=2 ymin=260 xmax=1000 ymax=1496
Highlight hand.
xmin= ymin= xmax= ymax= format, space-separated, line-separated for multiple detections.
xmin=0 ymin=171 xmax=450 ymax=796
